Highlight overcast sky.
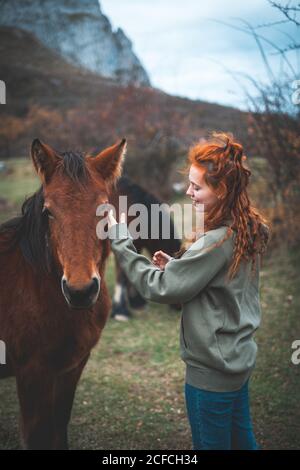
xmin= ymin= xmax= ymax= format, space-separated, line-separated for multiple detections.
xmin=100 ymin=0 xmax=299 ymax=110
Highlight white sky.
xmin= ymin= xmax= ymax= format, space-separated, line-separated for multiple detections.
xmin=100 ymin=0 xmax=299 ymax=110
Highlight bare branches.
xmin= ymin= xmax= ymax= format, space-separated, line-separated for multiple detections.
xmin=214 ymin=1 xmax=300 ymax=247
xmin=268 ymin=1 xmax=300 ymax=26
xmin=209 ymin=17 xmax=297 ymax=76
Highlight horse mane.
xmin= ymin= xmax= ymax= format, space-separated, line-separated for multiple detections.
xmin=0 ymin=187 xmax=50 ymax=273
xmin=0 ymin=152 xmax=88 ymax=273
xmin=59 ymin=151 xmax=88 ymax=184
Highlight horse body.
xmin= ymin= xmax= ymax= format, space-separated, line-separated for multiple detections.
xmin=0 ymin=242 xmax=110 ymax=449
xmin=0 ymin=138 xmax=126 ymax=449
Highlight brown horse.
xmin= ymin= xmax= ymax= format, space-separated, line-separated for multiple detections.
xmin=0 ymin=138 xmax=127 ymax=449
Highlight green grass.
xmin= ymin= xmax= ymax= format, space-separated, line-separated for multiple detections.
xmin=0 ymin=158 xmax=299 ymax=449
xmin=0 ymin=158 xmax=39 ymax=223
xmin=250 ymin=246 xmax=300 ymax=450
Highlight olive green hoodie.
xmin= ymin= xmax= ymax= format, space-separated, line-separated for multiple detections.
xmin=108 ymin=222 xmax=261 ymax=392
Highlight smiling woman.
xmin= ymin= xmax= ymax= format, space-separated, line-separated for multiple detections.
xmin=186 ymin=164 xmax=219 ymax=213
xmin=105 ymin=131 xmax=270 ymax=450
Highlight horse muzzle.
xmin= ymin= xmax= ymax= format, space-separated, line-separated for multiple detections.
xmin=61 ymin=275 xmax=100 ymax=310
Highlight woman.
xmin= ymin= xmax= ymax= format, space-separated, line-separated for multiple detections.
xmin=107 ymin=132 xmax=269 ymax=450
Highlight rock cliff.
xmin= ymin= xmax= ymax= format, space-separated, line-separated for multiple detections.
xmin=0 ymin=0 xmax=150 ymax=86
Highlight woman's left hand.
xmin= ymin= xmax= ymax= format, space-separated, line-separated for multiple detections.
xmin=107 ymin=210 xmax=126 ymax=230
xmin=152 ymin=250 xmax=172 ymax=270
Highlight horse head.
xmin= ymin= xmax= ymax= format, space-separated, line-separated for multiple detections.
xmin=31 ymin=138 xmax=126 ymax=309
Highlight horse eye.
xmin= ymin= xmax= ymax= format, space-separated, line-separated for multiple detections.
xmin=42 ymin=206 xmax=54 ymax=219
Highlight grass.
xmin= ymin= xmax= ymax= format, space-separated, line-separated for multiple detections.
xmin=0 ymin=158 xmax=299 ymax=449
xmin=250 ymin=246 xmax=300 ymax=450
xmin=0 ymin=158 xmax=39 ymax=223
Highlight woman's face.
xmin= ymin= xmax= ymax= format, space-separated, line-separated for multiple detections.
xmin=186 ymin=164 xmax=218 ymax=212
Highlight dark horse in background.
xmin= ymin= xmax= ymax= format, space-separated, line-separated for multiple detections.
xmin=110 ymin=176 xmax=181 ymax=321
xmin=0 ymin=138 xmax=126 ymax=449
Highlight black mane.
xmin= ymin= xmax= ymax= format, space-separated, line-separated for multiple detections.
xmin=0 ymin=187 xmax=50 ymax=272
xmin=59 ymin=151 xmax=88 ymax=184
xmin=0 ymin=152 xmax=88 ymax=273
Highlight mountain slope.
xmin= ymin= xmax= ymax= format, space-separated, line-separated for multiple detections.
xmin=0 ymin=27 xmax=250 ymax=199
xmin=0 ymin=0 xmax=150 ymax=86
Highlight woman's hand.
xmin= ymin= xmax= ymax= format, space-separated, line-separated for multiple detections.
xmin=152 ymin=250 xmax=173 ymax=270
xmin=107 ymin=210 xmax=126 ymax=230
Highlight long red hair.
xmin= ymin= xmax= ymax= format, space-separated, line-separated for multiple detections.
xmin=179 ymin=132 xmax=270 ymax=280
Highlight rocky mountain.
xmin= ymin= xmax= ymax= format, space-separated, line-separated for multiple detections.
xmin=0 ymin=0 xmax=150 ymax=86
xmin=0 ymin=20 xmax=250 ymax=199
xmin=0 ymin=26 xmax=248 ymax=159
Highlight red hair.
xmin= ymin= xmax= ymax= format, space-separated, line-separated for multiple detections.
xmin=179 ymin=132 xmax=270 ymax=280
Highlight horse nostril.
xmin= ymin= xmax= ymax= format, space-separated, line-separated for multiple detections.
xmin=89 ymin=277 xmax=100 ymax=297
xmin=62 ymin=277 xmax=100 ymax=306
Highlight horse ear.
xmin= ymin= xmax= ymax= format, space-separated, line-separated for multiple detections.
xmin=91 ymin=139 xmax=127 ymax=184
xmin=31 ymin=139 xmax=60 ymax=183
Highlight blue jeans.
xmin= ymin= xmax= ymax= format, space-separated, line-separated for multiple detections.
xmin=184 ymin=379 xmax=260 ymax=450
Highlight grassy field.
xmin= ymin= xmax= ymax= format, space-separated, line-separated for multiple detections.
xmin=0 ymin=159 xmax=299 ymax=450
